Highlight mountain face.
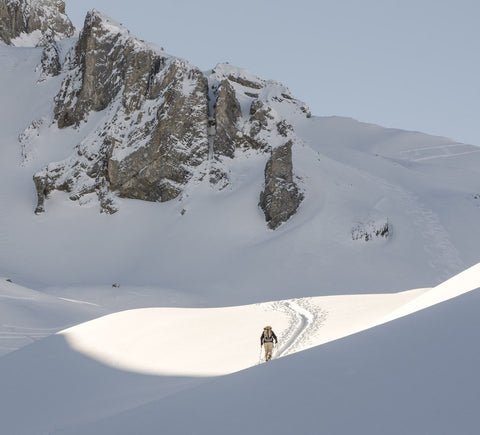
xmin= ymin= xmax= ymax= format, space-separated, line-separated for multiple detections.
xmin=4 ymin=0 xmax=480 ymax=250
xmin=0 ymin=0 xmax=74 ymax=46
xmin=3 ymin=0 xmax=480 ymax=298
xmin=26 ymin=8 xmax=306 ymax=227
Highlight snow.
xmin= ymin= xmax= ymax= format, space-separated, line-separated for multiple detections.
xmin=10 ymin=29 xmax=45 ymax=47
xmin=1 ymin=265 xmax=479 ymax=434
xmin=0 ymin=278 xmax=104 ymax=357
xmin=55 ymin=263 xmax=480 ymax=378
xmin=1 ymin=20 xmax=480 ymax=435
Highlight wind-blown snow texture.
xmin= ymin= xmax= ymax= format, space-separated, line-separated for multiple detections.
xmin=1 ymin=4 xmax=480 ymax=435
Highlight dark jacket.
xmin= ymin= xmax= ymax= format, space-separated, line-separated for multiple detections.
xmin=260 ymin=330 xmax=278 ymax=346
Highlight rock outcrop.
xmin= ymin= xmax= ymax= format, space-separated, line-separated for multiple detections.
xmin=213 ymin=79 xmax=243 ymax=159
xmin=0 ymin=0 xmax=74 ymax=46
xmin=259 ymin=141 xmax=304 ymax=229
xmin=37 ymin=41 xmax=61 ymax=80
xmin=30 ymin=9 xmax=309 ymax=228
xmin=351 ymin=218 xmax=391 ymax=241
xmin=34 ymin=10 xmax=209 ymax=213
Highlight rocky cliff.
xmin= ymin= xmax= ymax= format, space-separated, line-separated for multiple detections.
xmin=10 ymin=6 xmax=306 ymax=228
xmin=259 ymin=141 xmax=304 ymax=230
xmin=0 ymin=0 xmax=74 ymax=46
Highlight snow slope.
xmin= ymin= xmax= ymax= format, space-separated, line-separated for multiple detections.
xmin=0 ymin=264 xmax=479 ymax=434
xmin=57 ymin=263 xmax=480 ymax=377
xmin=1 ymin=15 xmax=480 ymax=435
xmin=76 ymin=288 xmax=480 ymax=435
xmin=1 ymin=43 xmax=480 ymax=304
xmin=0 ymin=278 xmax=104 ymax=357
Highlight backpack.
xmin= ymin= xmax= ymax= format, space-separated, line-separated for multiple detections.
xmin=263 ymin=326 xmax=273 ymax=342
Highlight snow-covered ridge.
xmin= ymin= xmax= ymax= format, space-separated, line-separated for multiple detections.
xmin=59 ymin=263 xmax=480 ymax=377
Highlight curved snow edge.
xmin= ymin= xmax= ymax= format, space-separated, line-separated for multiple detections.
xmin=58 ymin=263 xmax=480 ymax=377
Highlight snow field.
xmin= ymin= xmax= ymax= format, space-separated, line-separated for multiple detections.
xmin=1 ymin=27 xmax=480 ymax=434
xmin=1 ymin=264 xmax=479 ymax=435
xmin=58 ymin=263 xmax=480 ymax=377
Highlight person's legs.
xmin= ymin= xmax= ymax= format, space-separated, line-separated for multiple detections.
xmin=264 ymin=342 xmax=273 ymax=361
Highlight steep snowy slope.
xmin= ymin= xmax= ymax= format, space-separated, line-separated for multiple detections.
xmin=1 ymin=36 xmax=480 ymax=302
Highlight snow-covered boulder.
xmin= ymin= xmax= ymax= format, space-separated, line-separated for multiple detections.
xmin=0 ymin=0 xmax=74 ymax=46
xmin=351 ymin=218 xmax=391 ymax=242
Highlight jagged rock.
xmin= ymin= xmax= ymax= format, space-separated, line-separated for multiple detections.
xmin=33 ymin=174 xmax=47 ymax=214
xmin=210 ymin=66 xmax=299 ymax=161
xmin=37 ymin=41 xmax=60 ymax=80
xmin=54 ymin=10 xmax=137 ymax=127
xmin=351 ymin=218 xmax=391 ymax=241
xmin=227 ymin=74 xmax=262 ymax=89
xmin=31 ymin=14 xmax=309 ymax=225
xmin=33 ymin=160 xmax=71 ymax=214
xmin=276 ymin=120 xmax=294 ymax=137
xmin=34 ymin=11 xmax=209 ymax=213
xmin=213 ymin=79 xmax=242 ymax=158
xmin=0 ymin=0 xmax=74 ymax=46
xmin=259 ymin=141 xmax=304 ymax=229
xmin=249 ymin=99 xmax=273 ymax=141
xmin=107 ymin=58 xmax=209 ymax=202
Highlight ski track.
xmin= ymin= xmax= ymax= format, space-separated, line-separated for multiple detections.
xmin=398 ymin=143 xmax=480 ymax=162
xmin=269 ymin=298 xmax=327 ymax=360
xmin=0 ymin=326 xmax=58 ymax=357
xmin=391 ymin=186 xmax=464 ymax=281
xmin=364 ymin=167 xmax=464 ymax=282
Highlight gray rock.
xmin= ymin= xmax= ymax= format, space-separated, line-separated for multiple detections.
xmin=249 ymin=99 xmax=273 ymax=143
xmin=0 ymin=0 xmax=74 ymax=46
xmin=259 ymin=141 xmax=304 ymax=229
xmin=54 ymin=10 xmax=132 ymax=127
xmin=213 ymin=79 xmax=242 ymax=158
xmin=107 ymin=59 xmax=209 ymax=203
xmin=38 ymin=41 xmax=61 ymax=80
xmin=276 ymin=120 xmax=294 ymax=137
xmin=351 ymin=218 xmax=391 ymax=241
xmin=32 ymin=15 xmax=308 ymax=226
xmin=212 ymin=81 xmax=270 ymax=161
xmin=34 ymin=12 xmax=209 ymax=213
xmin=227 ymin=74 xmax=262 ymax=89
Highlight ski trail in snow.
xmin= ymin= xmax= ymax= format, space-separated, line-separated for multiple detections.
xmin=363 ymin=167 xmax=464 ymax=282
xmin=0 ymin=325 xmax=59 ymax=357
xmin=273 ymin=298 xmax=327 ymax=359
xmin=388 ymin=186 xmax=463 ymax=281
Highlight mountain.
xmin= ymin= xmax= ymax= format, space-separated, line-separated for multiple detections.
xmin=1 ymin=0 xmax=479 ymax=297
xmin=26 ymin=9 xmax=305 ymax=231
xmin=0 ymin=0 xmax=74 ymax=46
xmin=1 ymin=2 xmax=480 ymax=434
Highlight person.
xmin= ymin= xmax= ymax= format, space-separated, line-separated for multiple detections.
xmin=260 ymin=326 xmax=278 ymax=361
